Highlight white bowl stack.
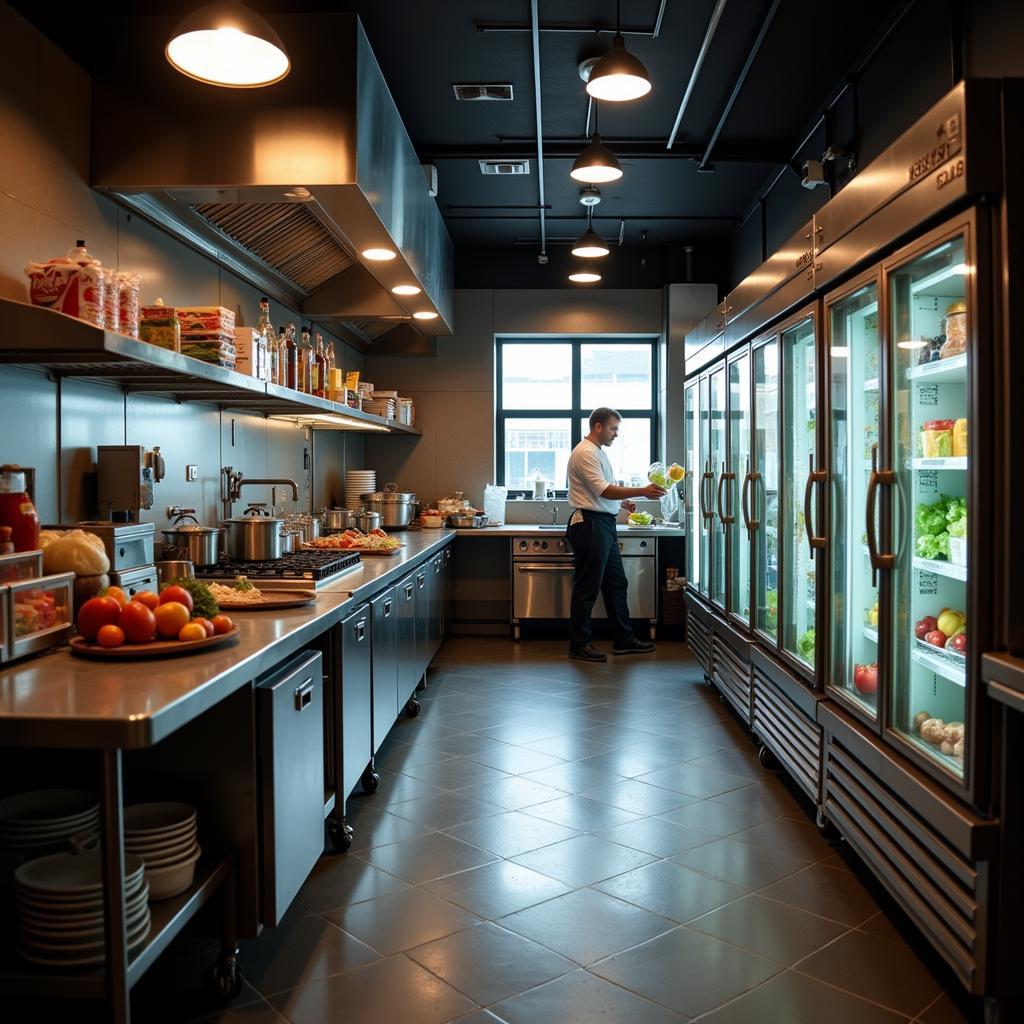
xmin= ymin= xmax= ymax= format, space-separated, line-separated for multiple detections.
xmin=15 ymin=850 xmax=150 ymax=968
xmin=0 ymin=789 xmax=100 ymax=863
xmin=345 ymin=470 xmax=376 ymax=512
xmin=124 ymin=802 xmax=201 ymax=901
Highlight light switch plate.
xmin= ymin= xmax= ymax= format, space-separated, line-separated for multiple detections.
xmin=185 ymin=465 xmax=199 ymax=482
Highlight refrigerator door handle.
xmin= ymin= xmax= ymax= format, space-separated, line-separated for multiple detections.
xmin=741 ymin=458 xmax=761 ymax=533
xmin=701 ymin=461 xmax=715 ymax=523
xmin=716 ymin=462 xmax=732 ymax=529
xmin=865 ymin=443 xmax=896 ymax=586
xmin=803 ymin=452 xmax=828 ymax=557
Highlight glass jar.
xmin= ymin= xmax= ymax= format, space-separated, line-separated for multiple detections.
xmin=0 ymin=465 xmax=40 ymax=552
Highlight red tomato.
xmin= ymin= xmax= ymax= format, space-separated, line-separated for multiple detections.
xmin=159 ymin=585 xmax=194 ymax=613
xmin=104 ymin=586 xmax=129 ymax=607
xmin=78 ymin=596 xmax=122 ymax=641
xmin=119 ymin=601 xmax=157 ymax=644
xmin=96 ymin=624 xmax=126 ymax=648
xmin=178 ymin=622 xmax=208 ymax=643
xmin=210 ymin=614 xmax=234 ymax=635
xmin=155 ymin=601 xmax=191 ymax=639
xmin=134 ymin=591 xmax=160 ymax=611
xmin=191 ymin=617 xmax=215 ymax=638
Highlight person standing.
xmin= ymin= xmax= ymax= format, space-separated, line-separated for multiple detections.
xmin=566 ymin=407 xmax=666 ymax=662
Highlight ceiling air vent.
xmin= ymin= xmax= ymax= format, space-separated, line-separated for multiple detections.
xmin=453 ymin=83 xmax=514 ymax=101
xmin=479 ymin=160 xmax=530 ymax=176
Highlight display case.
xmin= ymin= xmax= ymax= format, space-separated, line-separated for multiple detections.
xmin=752 ymin=337 xmax=779 ymax=646
xmin=697 ymin=375 xmax=712 ymax=602
xmin=727 ymin=349 xmax=750 ymax=628
xmin=5 ymin=572 xmax=74 ymax=661
xmin=887 ymin=228 xmax=971 ymax=782
xmin=826 ymin=274 xmax=882 ymax=722
xmin=779 ymin=314 xmax=821 ymax=679
xmin=0 ymin=550 xmax=43 ymax=584
xmin=683 ymin=382 xmax=699 ymax=592
xmin=709 ymin=362 xmax=727 ymax=611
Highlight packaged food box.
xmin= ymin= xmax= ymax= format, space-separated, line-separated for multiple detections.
xmin=922 ymin=419 xmax=955 ymax=458
xmin=25 ymin=258 xmax=104 ymax=327
xmin=177 ymin=306 xmax=236 ymax=334
xmin=233 ymin=327 xmax=268 ymax=380
xmin=952 ymin=418 xmax=968 ymax=457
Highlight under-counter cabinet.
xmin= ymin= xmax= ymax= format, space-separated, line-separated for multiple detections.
xmin=397 ymin=572 xmax=422 ymax=716
xmin=256 ymin=651 xmax=325 ymax=927
xmin=371 ymin=587 xmax=398 ymax=754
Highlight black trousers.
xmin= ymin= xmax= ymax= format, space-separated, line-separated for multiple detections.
xmin=568 ymin=511 xmax=635 ymax=648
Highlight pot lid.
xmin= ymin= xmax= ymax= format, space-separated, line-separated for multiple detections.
xmin=162 ymin=524 xmax=220 ymax=535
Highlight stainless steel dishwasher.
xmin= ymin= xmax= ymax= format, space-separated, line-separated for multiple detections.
xmin=511 ymin=534 xmax=657 ymax=639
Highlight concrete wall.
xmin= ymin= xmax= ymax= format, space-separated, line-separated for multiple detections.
xmin=0 ymin=4 xmax=366 ymax=530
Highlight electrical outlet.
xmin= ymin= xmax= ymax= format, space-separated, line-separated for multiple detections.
xmin=185 ymin=465 xmax=199 ymax=482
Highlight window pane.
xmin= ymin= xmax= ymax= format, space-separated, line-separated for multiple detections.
xmin=579 ymin=417 xmax=652 ymax=485
xmin=581 ymin=344 xmax=652 ymax=410
xmin=502 ymin=344 xmax=572 ymax=409
xmin=504 ymin=418 xmax=572 ymax=491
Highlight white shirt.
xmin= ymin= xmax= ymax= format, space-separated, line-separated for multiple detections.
xmin=567 ymin=439 xmax=620 ymax=514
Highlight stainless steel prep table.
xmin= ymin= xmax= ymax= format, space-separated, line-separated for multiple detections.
xmin=0 ymin=529 xmax=455 ymax=1024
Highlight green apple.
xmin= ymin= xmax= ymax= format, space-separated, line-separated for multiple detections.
xmin=937 ymin=609 xmax=964 ymax=637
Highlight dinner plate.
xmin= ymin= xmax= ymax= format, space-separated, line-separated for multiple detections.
xmin=16 ymin=851 xmax=145 ymax=896
xmin=0 ymin=790 xmax=98 ymax=827
xmin=123 ymin=802 xmax=197 ymax=835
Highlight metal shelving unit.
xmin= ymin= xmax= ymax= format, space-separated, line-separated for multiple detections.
xmin=0 ymin=299 xmax=420 ymax=436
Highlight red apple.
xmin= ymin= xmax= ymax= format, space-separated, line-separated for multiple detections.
xmin=915 ymin=616 xmax=938 ymax=640
xmin=947 ymin=633 xmax=967 ymax=654
xmin=853 ymin=663 xmax=878 ymax=695
xmin=924 ymin=629 xmax=947 ymax=648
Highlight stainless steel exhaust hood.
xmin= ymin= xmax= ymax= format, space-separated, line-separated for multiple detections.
xmin=91 ymin=13 xmax=452 ymax=343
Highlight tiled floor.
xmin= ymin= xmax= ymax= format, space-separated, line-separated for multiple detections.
xmin=24 ymin=638 xmax=977 ymax=1022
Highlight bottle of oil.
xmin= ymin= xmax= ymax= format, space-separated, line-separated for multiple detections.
xmin=285 ymin=322 xmax=298 ymax=390
xmin=313 ymin=333 xmax=327 ymax=398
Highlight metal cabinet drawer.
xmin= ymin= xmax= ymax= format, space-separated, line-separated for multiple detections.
xmin=257 ymin=650 xmax=324 ymax=927
xmin=341 ymin=605 xmax=372 ymax=801
xmin=371 ymin=588 xmax=398 ymax=753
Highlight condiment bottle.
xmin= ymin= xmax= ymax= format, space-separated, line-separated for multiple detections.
xmin=313 ymin=333 xmax=327 ymax=398
xmin=286 ymin=323 xmax=298 ymax=390
xmin=0 ymin=465 xmax=40 ymax=552
xmin=298 ymin=327 xmax=311 ymax=393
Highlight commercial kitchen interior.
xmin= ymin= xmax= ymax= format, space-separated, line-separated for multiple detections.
xmin=0 ymin=0 xmax=1022 ymax=1022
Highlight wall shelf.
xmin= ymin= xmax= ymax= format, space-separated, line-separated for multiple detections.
xmin=913 ymin=556 xmax=968 ymax=581
xmin=911 ymin=644 xmax=967 ymax=687
xmin=911 ymin=457 xmax=967 ymax=471
xmin=906 ymin=353 xmax=967 ymax=383
xmin=0 ymin=299 xmax=419 ymax=435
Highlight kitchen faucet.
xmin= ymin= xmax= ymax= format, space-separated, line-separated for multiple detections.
xmin=551 ymin=502 xmax=559 ymax=525
xmin=221 ymin=467 xmax=300 ymax=519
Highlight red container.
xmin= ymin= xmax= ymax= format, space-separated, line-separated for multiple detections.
xmin=0 ymin=465 xmax=40 ymax=552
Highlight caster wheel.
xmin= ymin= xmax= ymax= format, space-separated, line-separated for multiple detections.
xmin=327 ymin=818 xmax=353 ymax=852
xmin=205 ymin=947 xmax=242 ymax=1000
xmin=361 ymin=768 xmax=381 ymax=795
xmin=815 ymin=811 xmax=839 ymax=838
xmin=404 ymin=698 xmax=421 ymax=718
xmin=416 ymin=679 xmax=427 ymax=693
xmin=757 ymin=744 xmax=777 ymax=769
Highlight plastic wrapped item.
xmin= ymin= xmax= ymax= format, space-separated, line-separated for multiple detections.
xmin=942 ymin=301 xmax=967 ymax=357
xmin=24 ymin=241 xmax=105 ymax=327
xmin=101 ymin=267 xmax=119 ymax=331
xmin=139 ymin=300 xmax=181 ymax=353
xmin=118 ymin=272 xmax=141 ymax=338
xmin=922 ymin=419 xmax=954 ymax=458
xmin=483 ymin=485 xmax=507 ymax=526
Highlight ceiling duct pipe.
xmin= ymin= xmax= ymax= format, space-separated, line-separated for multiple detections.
xmin=667 ymin=0 xmax=728 ymax=149
xmin=530 ymin=0 xmax=548 ymax=263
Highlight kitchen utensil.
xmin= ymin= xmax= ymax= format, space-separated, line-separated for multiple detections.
xmin=321 ymin=508 xmax=356 ymax=532
xmin=285 ymin=514 xmax=321 ymax=544
xmin=279 ymin=530 xmax=298 ymax=554
xmin=419 ymin=514 xmax=443 ymax=529
xmin=124 ymin=802 xmax=196 ymax=835
xmin=222 ymin=507 xmax=284 ymax=561
xmin=447 ymin=514 xmax=489 ymax=529
xmin=161 ymin=510 xmax=221 ymax=566
xmin=157 ymin=560 xmax=194 ymax=586
xmin=16 ymin=850 xmax=145 ymax=896
xmin=212 ymin=590 xmax=316 ymax=611
xmin=361 ymin=483 xmax=417 ymax=530
xmin=68 ymin=625 xmax=241 ymax=660
xmin=145 ymin=845 xmax=202 ymax=900
xmin=353 ymin=511 xmax=382 ymax=533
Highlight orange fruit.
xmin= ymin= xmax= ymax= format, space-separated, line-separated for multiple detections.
xmin=154 ymin=601 xmax=191 ymax=639
xmin=210 ymin=615 xmax=234 ymax=635
xmin=134 ymin=591 xmax=160 ymax=611
xmin=178 ymin=622 xmax=208 ymax=643
xmin=191 ymin=617 xmax=215 ymax=638
xmin=105 ymin=586 xmax=128 ymax=607
xmin=96 ymin=624 xmax=125 ymax=648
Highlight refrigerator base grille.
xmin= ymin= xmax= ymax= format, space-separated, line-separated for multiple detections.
xmin=823 ymin=718 xmax=991 ymax=993
xmin=686 ymin=604 xmax=711 ymax=673
xmin=712 ymin=633 xmax=751 ymax=724
xmin=752 ymin=667 xmax=822 ymax=805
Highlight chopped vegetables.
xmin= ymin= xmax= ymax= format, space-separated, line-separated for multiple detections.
xmin=627 ymin=511 xmax=653 ymax=526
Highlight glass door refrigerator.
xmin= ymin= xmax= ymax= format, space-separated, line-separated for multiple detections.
xmin=708 ymin=361 xmax=728 ymax=614
xmin=779 ymin=312 xmax=824 ymax=683
xmin=751 ymin=335 xmax=780 ymax=649
xmin=727 ymin=348 xmax=751 ymax=631
xmin=683 ymin=381 xmax=699 ymax=595
xmin=881 ymin=214 xmax=988 ymax=801
xmin=825 ymin=272 xmax=882 ymax=724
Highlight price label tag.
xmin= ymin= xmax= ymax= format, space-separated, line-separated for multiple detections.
xmin=918 ymin=570 xmax=939 ymax=596
xmin=918 ymin=384 xmax=940 ymax=406
xmin=918 ymin=470 xmax=939 ymax=494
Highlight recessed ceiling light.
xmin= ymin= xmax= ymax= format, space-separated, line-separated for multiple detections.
xmin=585 ymin=34 xmax=652 ymax=102
xmin=166 ymin=1 xmax=290 ymax=88
xmin=570 ymin=135 xmax=623 ymax=184
xmin=362 ymin=247 xmax=397 ymax=261
xmin=569 ymin=269 xmax=602 ymax=284
xmin=392 ymin=284 xmax=422 ymax=296
xmin=413 ymin=311 xmax=439 ymax=320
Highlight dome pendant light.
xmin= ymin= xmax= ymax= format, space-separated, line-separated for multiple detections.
xmin=569 ymin=266 xmax=602 ymax=284
xmin=571 ymin=211 xmax=609 ymax=258
xmin=570 ymin=133 xmax=623 ymax=184
xmin=585 ymin=1 xmax=652 ymax=101
xmin=166 ymin=0 xmax=291 ymax=88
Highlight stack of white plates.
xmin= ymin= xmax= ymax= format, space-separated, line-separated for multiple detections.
xmin=0 ymin=790 xmax=100 ymax=861
xmin=15 ymin=850 xmax=150 ymax=968
xmin=345 ymin=470 xmax=376 ymax=511
xmin=124 ymin=802 xmax=201 ymax=900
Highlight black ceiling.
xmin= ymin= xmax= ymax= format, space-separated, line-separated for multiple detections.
xmin=11 ymin=0 xmax=901 ymax=288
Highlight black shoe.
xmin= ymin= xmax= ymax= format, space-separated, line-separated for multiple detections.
xmin=613 ymin=639 xmax=656 ymax=655
xmin=569 ymin=644 xmax=607 ymax=663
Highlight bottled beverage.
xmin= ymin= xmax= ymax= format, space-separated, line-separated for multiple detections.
xmin=271 ymin=327 xmax=284 ymax=385
xmin=0 ymin=465 xmax=40 ymax=552
xmin=313 ymin=333 xmax=327 ymax=398
xmin=326 ymin=340 xmax=336 ymax=379
xmin=299 ymin=327 xmax=312 ymax=393
xmin=256 ymin=297 xmax=273 ymax=343
xmin=285 ymin=323 xmax=298 ymax=390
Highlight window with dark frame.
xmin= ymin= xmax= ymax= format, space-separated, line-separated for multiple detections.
xmin=496 ymin=338 xmax=659 ymax=492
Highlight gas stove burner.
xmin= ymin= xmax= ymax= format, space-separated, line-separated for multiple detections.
xmin=198 ymin=550 xmax=361 ymax=587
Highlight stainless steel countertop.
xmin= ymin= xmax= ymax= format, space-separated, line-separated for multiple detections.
xmin=0 ymin=531 xmax=454 ymax=751
xmin=452 ymin=524 xmax=685 ymax=537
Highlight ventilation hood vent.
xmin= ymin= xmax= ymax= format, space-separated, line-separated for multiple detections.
xmin=479 ymin=160 xmax=530 ymax=176
xmin=454 ymin=83 xmax=514 ymax=101
xmin=91 ymin=13 xmax=452 ymax=341
xmin=194 ymin=202 xmax=355 ymax=293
